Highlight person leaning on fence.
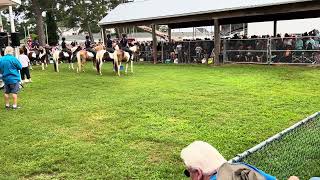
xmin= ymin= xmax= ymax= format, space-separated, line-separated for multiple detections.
xmin=18 ymin=48 xmax=32 ymax=84
xmin=0 ymin=46 xmax=22 ymax=110
xmin=181 ymin=141 xmax=282 ymax=180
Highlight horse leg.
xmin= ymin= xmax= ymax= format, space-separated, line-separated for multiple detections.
xmin=125 ymin=62 xmax=128 ymax=74
xmin=55 ymin=59 xmax=59 ymax=73
xmin=118 ymin=62 xmax=121 ymax=76
xmin=41 ymin=61 xmax=45 ymax=70
xmin=131 ymin=60 xmax=133 ymax=73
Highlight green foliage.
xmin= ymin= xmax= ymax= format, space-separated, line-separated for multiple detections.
xmin=46 ymin=10 xmax=59 ymax=46
xmin=57 ymin=0 xmax=115 ymax=39
xmin=2 ymin=64 xmax=319 ymax=179
xmin=30 ymin=33 xmax=38 ymax=40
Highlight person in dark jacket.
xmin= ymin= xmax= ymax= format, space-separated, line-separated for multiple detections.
xmin=85 ymin=35 xmax=96 ymax=57
xmin=119 ymin=34 xmax=132 ymax=58
xmin=106 ymin=34 xmax=114 ymax=53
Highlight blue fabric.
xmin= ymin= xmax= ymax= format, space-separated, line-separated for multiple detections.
xmin=4 ymin=82 xmax=20 ymax=94
xmin=209 ymin=163 xmax=276 ymax=180
xmin=0 ymin=55 xmax=22 ymax=84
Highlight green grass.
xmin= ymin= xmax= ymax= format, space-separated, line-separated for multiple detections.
xmin=243 ymin=117 xmax=320 ymax=180
xmin=0 ymin=63 xmax=320 ymax=179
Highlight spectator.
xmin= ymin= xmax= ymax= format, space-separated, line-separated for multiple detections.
xmin=176 ymin=43 xmax=183 ymax=63
xmin=18 ymin=48 xmax=32 ymax=84
xmin=181 ymin=141 xmax=277 ymax=180
xmin=0 ymin=46 xmax=22 ymax=110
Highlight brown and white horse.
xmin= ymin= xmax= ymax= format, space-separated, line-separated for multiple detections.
xmin=113 ymin=45 xmax=139 ymax=76
xmin=95 ymin=49 xmax=115 ymax=75
xmin=76 ymin=45 xmax=104 ymax=73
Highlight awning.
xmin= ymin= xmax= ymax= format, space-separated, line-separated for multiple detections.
xmin=0 ymin=0 xmax=21 ymax=9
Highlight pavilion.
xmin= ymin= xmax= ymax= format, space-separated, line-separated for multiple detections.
xmin=99 ymin=0 xmax=320 ymax=65
xmin=0 ymin=0 xmax=21 ymax=32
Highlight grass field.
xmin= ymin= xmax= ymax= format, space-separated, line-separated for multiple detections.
xmin=0 ymin=63 xmax=320 ymax=179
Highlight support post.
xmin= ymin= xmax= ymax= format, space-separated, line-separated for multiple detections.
xmin=223 ymin=39 xmax=227 ymax=63
xmin=9 ymin=6 xmax=15 ymax=33
xmin=102 ymin=27 xmax=107 ymax=46
xmin=0 ymin=11 xmax=3 ymax=32
xmin=273 ymin=20 xmax=277 ymax=37
xmin=45 ymin=23 xmax=48 ymax=45
xmin=152 ymin=24 xmax=157 ymax=64
xmin=168 ymin=26 xmax=171 ymax=42
xmin=9 ymin=6 xmax=18 ymax=57
xmin=214 ymin=19 xmax=221 ymax=66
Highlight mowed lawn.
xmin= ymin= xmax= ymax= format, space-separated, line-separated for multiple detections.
xmin=1 ymin=63 xmax=320 ymax=179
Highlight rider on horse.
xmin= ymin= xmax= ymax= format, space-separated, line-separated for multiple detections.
xmin=106 ymin=34 xmax=114 ymax=53
xmin=71 ymin=40 xmax=81 ymax=62
xmin=119 ymin=33 xmax=133 ymax=59
xmin=85 ymin=35 xmax=96 ymax=58
xmin=61 ymin=37 xmax=70 ymax=53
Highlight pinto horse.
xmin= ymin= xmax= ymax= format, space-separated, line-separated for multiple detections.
xmin=76 ymin=45 xmax=104 ymax=73
xmin=28 ymin=47 xmax=48 ymax=70
xmin=52 ymin=48 xmax=73 ymax=72
xmin=113 ymin=45 xmax=139 ymax=76
xmin=95 ymin=49 xmax=115 ymax=75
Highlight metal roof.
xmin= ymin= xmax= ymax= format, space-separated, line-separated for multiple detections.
xmin=99 ymin=0 xmax=312 ymax=26
xmin=0 ymin=0 xmax=21 ymax=9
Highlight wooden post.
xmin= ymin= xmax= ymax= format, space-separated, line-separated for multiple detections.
xmin=168 ymin=26 xmax=172 ymax=42
xmin=152 ymin=24 xmax=157 ymax=64
xmin=214 ymin=19 xmax=221 ymax=66
xmin=273 ymin=20 xmax=277 ymax=37
xmin=102 ymin=27 xmax=107 ymax=46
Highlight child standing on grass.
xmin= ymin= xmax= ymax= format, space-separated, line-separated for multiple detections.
xmin=18 ymin=48 xmax=32 ymax=83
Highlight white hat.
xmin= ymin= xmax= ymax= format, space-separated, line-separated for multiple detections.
xmin=181 ymin=141 xmax=227 ymax=175
xmin=4 ymin=46 xmax=14 ymax=55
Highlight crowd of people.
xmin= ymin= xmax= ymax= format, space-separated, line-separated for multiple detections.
xmin=132 ymin=29 xmax=320 ymax=64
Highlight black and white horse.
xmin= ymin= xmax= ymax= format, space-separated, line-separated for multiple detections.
xmin=28 ymin=47 xmax=49 ymax=70
xmin=52 ymin=47 xmax=75 ymax=72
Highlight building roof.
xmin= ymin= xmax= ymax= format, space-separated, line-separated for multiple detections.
xmin=0 ymin=0 xmax=21 ymax=9
xmin=99 ymin=0 xmax=312 ymax=26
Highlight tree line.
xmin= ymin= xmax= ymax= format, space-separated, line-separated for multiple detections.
xmin=6 ymin=0 xmax=125 ymax=46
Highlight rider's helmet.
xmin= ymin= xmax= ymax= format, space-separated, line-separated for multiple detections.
xmin=62 ymin=37 xmax=66 ymax=41
xmin=86 ymin=35 xmax=90 ymax=40
xmin=107 ymin=34 xmax=111 ymax=39
xmin=122 ymin=33 xmax=127 ymax=38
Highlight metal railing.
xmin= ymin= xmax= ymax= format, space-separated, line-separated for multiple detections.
xmin=135 ymin=36 xmax=320 ymax=64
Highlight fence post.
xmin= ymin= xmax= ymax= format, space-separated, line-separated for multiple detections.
xmin=267 ymin=37 xmax=272 ymax=64
xmin=188 ymin=41 xmax=191 ymax=64
xmin=223 ymin=39 xmax=227 ymax=63
xmin=161 ymin=41 xmax=164 ymax=63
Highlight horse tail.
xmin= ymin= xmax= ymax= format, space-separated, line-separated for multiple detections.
xmin=54 ymin=60 xmax=57 ymax=72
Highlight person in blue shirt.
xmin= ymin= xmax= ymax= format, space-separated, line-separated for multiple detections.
xmin=0 ymin=46 xmax=22 ymax=110
xmin=181 ymin=141 xmax=281 ymax=180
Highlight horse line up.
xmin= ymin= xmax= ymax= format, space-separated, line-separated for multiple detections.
xmin=25 ymin=43 xmax=139 ymax=76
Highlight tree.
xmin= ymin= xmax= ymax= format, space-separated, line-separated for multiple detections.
xmin=57 ymin=0 xmax=118 ymax=41
xmin=12 ymin=0 xmax=58 ymax=46
xmin=46 ymin=10 xmax=59 ymax=46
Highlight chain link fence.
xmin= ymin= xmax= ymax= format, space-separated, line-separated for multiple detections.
xmin=136 ymin=36 xmax=320 ymax=64
xmin=231 ymin=112 xmax=320 ymax=180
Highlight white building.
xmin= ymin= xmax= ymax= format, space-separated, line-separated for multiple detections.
xmin=58 ymin=27 xmax=82 ymax=37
